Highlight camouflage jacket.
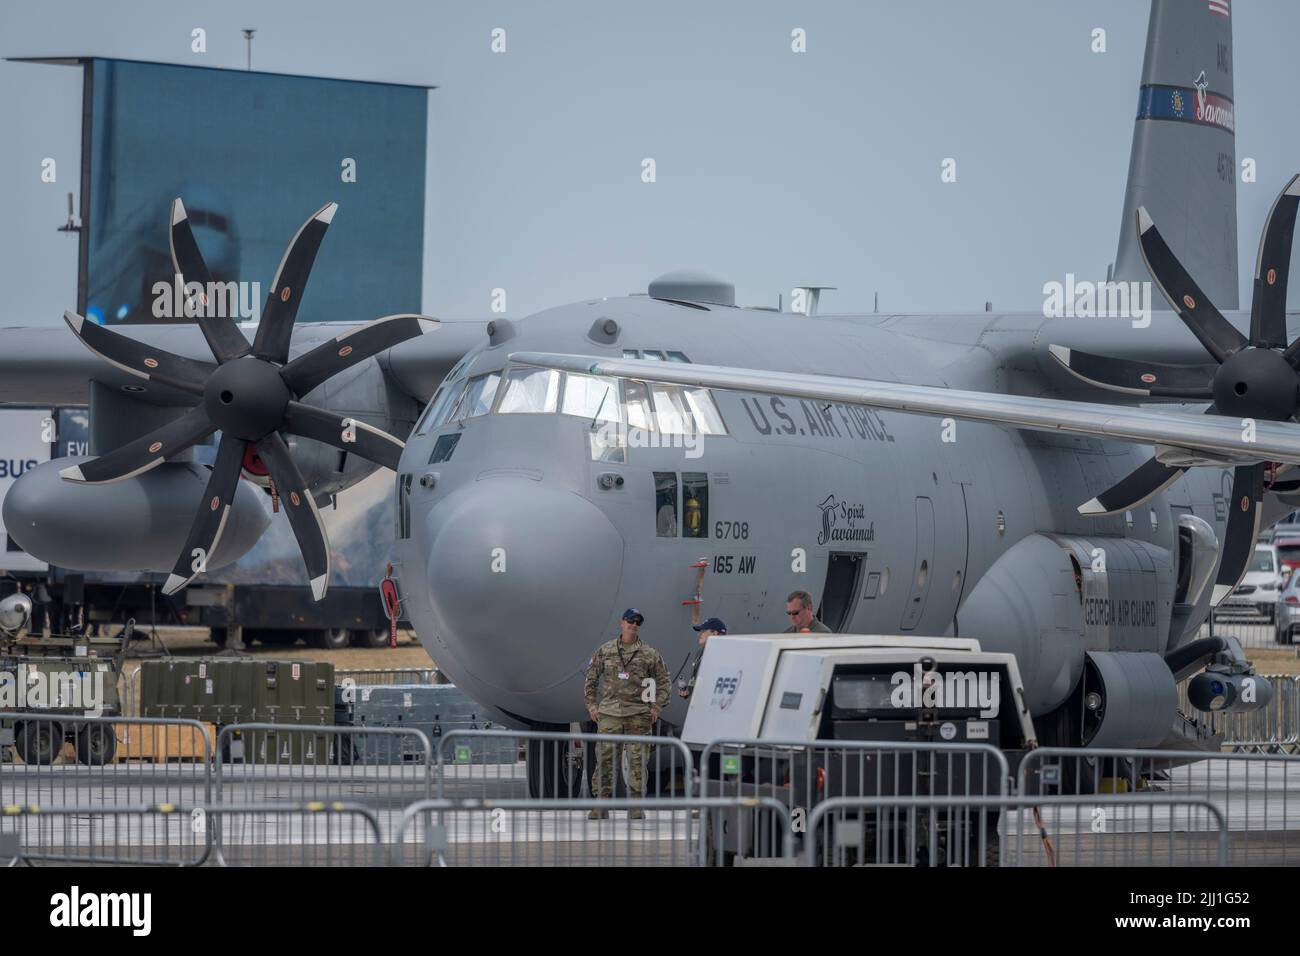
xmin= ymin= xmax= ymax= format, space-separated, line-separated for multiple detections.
xmin=584 ymin=638 xmax=670 ymax=717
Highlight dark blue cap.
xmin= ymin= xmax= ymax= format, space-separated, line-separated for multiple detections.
xmin=622 ymin=608 xmax=644 ymax=623
xmin=693 ymin=617 xmax=727 ymax=634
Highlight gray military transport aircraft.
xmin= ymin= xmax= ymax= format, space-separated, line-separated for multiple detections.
xmin=1 ymin=1 xmax=1294 ymax=792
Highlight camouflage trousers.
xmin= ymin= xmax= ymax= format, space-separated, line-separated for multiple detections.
xmin=593 ymin=713 xmax=652 ymax=799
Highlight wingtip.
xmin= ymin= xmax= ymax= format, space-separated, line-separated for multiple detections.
xmin=310 ymin=574 xmax=329 ymax=602
xmin=1285 ymin=174 xmax=1300 ymax=197
xmin=63 ymin=310 xmax=84 ymax=333
xmin=417 ymin=316 xmax=440 ymax=334
xmin=1136 ymin=206 xmax=1154 ymax=234
xmin=315 ymin=202 xmax=338 ymax=225
xmin=162 ymin=573 xmax=190 ymax=596
xmin=1077 ymin=497 xmax=1108 ymax=516
xmin=59 ymin=464 xmax=86 ymax=482
xmin=171 ymin=198 xmax=187 ymax=226
xmin=1211 ymin=583 xmax=1234 ymax=606
xmin=1047 ymin=344 xmax=1070 ymax=366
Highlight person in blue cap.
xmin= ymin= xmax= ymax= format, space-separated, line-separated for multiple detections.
xmin=583 ymin=608 xmax=670 ymax=819
xmin=677 ymin=617 xmax=727 ymax=700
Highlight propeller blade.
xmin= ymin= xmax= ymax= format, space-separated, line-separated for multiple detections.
xmin=280 ymin=313 xmax=440 ymax=397
xmin=168 ymin=198 xmax=254 ymax=363
xmin=1047 ymin=344 xmax=1215 ymax=399
xmin=256 ymin=431 xmax=331 ymax=600
xmin=1255 ymin=174 xmax=1300 ymax=352
xmin=253 ymin=202 xmax=338 ymax=364
xmin=63 ymin=311 xmax=214 ymax=396
xmin=59 ymin=406 xmax=215 ymax=484
xmin=161 ymin=434 xmax=247 ymax=596
xmin=1211 ymin=463 xmax=1266 ymax=605
xmin=1135 ymin=206 xmax=1247 ymax=363
xmin=1077 ymin=456 xmax=1186 ymax=517
xmin=282 ymin=402 xmax=405 ymax=471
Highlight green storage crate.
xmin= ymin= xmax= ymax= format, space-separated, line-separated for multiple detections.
xmin=139 ymin=659 xmax=334 ymax=727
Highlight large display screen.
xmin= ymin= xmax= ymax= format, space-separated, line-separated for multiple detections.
xmin=83 ymin=58 xmax=427 ymax=328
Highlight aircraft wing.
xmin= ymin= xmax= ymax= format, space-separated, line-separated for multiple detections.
xmin=509 ymin=352 xmax=1300 ymax=467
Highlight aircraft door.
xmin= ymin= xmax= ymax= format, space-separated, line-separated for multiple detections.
xmin=900 ymin=497 xmax=935 ymax=630
xmin=818 ymin=552 xmax=865 ymax=632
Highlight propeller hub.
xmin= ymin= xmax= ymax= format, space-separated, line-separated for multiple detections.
xmin=1211 ymin=347 xmax=1299 ymax=421
xmin=203 ymin=357 xmax=291 ymax=440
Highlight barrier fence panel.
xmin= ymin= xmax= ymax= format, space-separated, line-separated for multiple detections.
xmin=1201 ymin=608 xmax=1290 ymax=650
xmin=435 ymin=729 xmax=694 ymax=803
xmin=1020 ymin=747 xmax=1300 ymax=866
xmin=1 ymin=715 xmax=215 ymax=864
xmin=697 ymin=738 xmax=1010 ymax=864
xmin=804 ymin=795 xmax=1228 ymax=867
xmin=394 ymin=797 xmax=790 ymax=867
xmin=210 ymin=802 xmax=386 ymax=867
xmin=214 ymin=724 xmax=433 ymax=826
xmin=1177 ymin=675 xmax=1299 ymax=754
xmin=1 ymin=803 xmax=210 ymax=866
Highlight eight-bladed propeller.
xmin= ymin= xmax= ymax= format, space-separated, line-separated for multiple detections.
xmin=1051 ymin=174 xmax=1300 ymax=604
xmin=60 ymin=198 xmax=439 ymax=601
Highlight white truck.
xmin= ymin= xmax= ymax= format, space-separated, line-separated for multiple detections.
xmin=680 ymin=634 xmax=1037 ymax=865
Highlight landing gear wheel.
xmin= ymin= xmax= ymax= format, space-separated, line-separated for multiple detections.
xmin=15 ymin=721 xmax=62 ymax=766
xmin=525 ymin=732 xmax=586 ymax=799
xmin=316 ymin=627 xmax=350 ymax=650
xmin=74 ymin=723 xmax=118 ymax=766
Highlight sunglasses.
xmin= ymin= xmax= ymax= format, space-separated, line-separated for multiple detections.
xmin=786 ymin=610 xmax=802 ymax=617
xmin=625 ymin=618 xmax=643 ymax=625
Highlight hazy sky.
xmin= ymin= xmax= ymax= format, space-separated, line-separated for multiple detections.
xmin=3 ymin=0 xmax=1299 ymax=324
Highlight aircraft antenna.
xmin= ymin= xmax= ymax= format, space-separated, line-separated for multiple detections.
xmin=243 ymin=29 xmax=256 ymax=70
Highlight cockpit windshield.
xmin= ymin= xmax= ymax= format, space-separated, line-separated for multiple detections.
xmin=415 ymin=360 xmax=729 ymax=443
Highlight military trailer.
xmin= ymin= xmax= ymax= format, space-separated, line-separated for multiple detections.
xmin=0 ymin=608 xmax=130 ymax=766
xmin=681 ymin=634 xmax=1036 ymax=864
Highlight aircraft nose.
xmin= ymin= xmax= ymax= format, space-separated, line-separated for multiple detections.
xmin=425 ymin=482 xmax=625 ymax=694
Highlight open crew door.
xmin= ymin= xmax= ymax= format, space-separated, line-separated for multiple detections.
xmin=818 ymin=552 xmax=865 ymax=632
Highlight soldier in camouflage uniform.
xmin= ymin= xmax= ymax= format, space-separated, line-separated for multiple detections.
xmin=583 ymin=608 xmax=670 ymax=819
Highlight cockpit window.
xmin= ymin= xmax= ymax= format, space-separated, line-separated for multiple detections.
xmin=415 ymin=356 xmax=473 ymax=435
xmin=683 ymin=387 xmax=727 ymax=434
xmin=651 ymin=383 xmax=694 ymax=434
xmin=497 ymin=367 xmax=560 ymax=414
xmin=431 ymin=379 xmax=468 ymax=429
xmin=562 ymin=373 xmax=622 ymax=423
xmin=623 ymin=380 xmax=653 ymax=430
xmin=458 ymin=372 xmax=501 ymax=420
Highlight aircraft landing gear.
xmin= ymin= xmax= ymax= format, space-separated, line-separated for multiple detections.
xmin=524 ymin=726 xmax=589 ymax=799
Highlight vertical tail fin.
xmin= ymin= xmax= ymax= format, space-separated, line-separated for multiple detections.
xmin=1112 ymin=0 xmax=1237 ymax=308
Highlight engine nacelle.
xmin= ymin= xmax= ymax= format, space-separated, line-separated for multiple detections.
xmin=956 ymin=532 xmax=1175 ymax=716
xmin=3 ymin=458 xmax=269 ymax=572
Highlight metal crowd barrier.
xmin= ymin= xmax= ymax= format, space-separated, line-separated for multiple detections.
xmin=1177 ymin=674 xmax=1300 ymax=753
xmin=393 ymin=796 xmax=791 ymax=867
xmin=2 ymin=802 xmax=211 ymax=866
xmin=1201 ymin=608 xmax=1289 ymax=650
xmin=696 ymin=737 xmax=1010 ymax=863
xmin=804 ymin=795 xmax=1228 ymax=867
xmin=435 ymin=728 xmax=694 ymax=802
xmin=210 ymin=801 xmax=386 ymax=866
xmin=1021 ymin=747 xmax=1300 ymax=865
xmin=214 ymin=723 xmax=433 ymax=812
xmin=0 ymin=714 xmax=214 ymax=804
xmin=0 ymin=802 xmax=385 ymax=867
